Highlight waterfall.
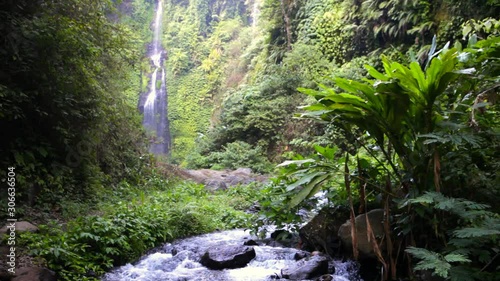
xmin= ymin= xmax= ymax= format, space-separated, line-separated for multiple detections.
xmin=142 ymin=0 xmax=171 ymax=155
xmin=251 ymin=0 xmax=261 ymax=30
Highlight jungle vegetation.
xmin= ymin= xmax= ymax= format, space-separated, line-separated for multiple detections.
xmin=0 ymin=0 xmax=498 ymax=280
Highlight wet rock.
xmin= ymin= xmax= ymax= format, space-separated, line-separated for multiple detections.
xmin=12 ymin=267 xmax=56 ymax=281
xmin=200 ymin=245 xmax=256 ymax=270
xmin=293 ymin=250 xmax=310 ymax=261
xmin=332 ymin=276 xmax=350 ymax=281
xmin=243 ymin=239 xmax=258 ymax=246
xmin=181 ymin=168 xmax=268 ymax=191
xmin=271 ymin=229 xmax=292 ymax=240
xmin=338 ymin=209 xmax=385 ymax=259
xmin=299 ymin=206 xmax=350 ymax=257
xmin=265 ymin=240 xmax=284 ymax=248
xmin=281 ymin=255 xmax=330 ymax=280
xmin=0 ymin=222 xmax=38 ymax=234
xmin=316 ymin=274 xmax=333 ymax=281
xmin=246 ymin=201 xmax=261 ymax=214
xmin=271 ymin=229 xmax=300 ymax=248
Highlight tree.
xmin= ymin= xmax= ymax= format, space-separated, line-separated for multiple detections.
xmin=0 ymin=0 xmax=147 ymax=206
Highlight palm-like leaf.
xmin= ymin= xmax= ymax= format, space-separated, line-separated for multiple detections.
xmin=298 ymin=47 xmax=466 ymax=177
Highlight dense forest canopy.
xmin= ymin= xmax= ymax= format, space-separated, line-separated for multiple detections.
xmin=0 ymin=0 xmax=151 ymax=205
xmin=0 ymin=0 xmax=498 ymax=280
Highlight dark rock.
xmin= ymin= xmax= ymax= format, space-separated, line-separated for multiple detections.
xmin=358 ymin=257 xmax=380 ymax=281
xmin=243 ymin=239 xmax=258 ymax=246
xmin=316 ymin=274 xmax=333 ymax=281
xmin=338 ymin=209 xmax=385 ymax=259
xmin=84 ymin=270 xmax=96 ymax=277
xmin=205 ymin=179 xmax=228 ymax=190
xmin=270 ymin=273 xmax=281 ymax=279
xmin=12 ymin=268 xmax=56 ymax=281
xmin=293 ymin=250 xmax=310 ymax=261
xmin=265 ymin=240 xmax=284 ymax=248
xmin=0 ymin=272 xmax=13 ymax=281
xmin=270 ymin=229 xmax=300 ymax=248
xmin=271 ymin=229 xmax=292 ymax=240
xmin=281 ymin=255 xmax=329 ymax=280
xmin=299 ymin=206 xmax=350 ymax=257
xmin=200 ymin=245 xmax=256 ymax=270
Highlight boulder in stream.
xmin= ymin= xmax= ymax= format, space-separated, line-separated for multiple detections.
xmin=338 ymin=209 xmax=385 ymax=259
xmin=281 ymin=255 xmax=330 ymax=280
xmin=299 ymin=206 xmax=350 ymax=256
xmin=200 ymin=245 xmax=256 ymax=270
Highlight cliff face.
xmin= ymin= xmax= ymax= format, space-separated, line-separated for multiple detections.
xmin=162 ymin=0 xmax=500 ymax=171
xmin=163 ymin=0 xmax=263 ymax=165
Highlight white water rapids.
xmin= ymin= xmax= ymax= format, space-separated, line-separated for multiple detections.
xmin=102 ymin=229 xmax=363 ymax=281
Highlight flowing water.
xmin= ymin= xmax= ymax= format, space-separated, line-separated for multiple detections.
xmin=142 ymin=0 xmax=171 ymax=155
xmin=102 ymin=229 xmax=363 ymax=281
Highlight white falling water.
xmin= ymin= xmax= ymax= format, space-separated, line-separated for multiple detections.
xmin=251 ymin=0 xmax=261 ymax=29
xmin=142 ymin=0 xmax=170 ymax=155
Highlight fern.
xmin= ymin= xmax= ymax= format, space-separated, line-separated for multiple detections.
xmin=408 ymin=191 xmax=493 ymax=219
xmin=453 ymin=227 xmax=500 ymax=238
xmin=449 ymin=266 xmax=476 ymax=281
xmin=417 ymin=131 xmax=484 ymax=148
xmin=406 ymin=247 xmax=471 ymax=278
xmin=406 ymin=192 xmax=499 ymax=280
xmin=444 ymin=254 xmax=472 ymax=263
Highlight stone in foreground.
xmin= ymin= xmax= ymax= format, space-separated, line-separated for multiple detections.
xmin=338 ymin=209 xmax=385 ymax=259
xmin=200 ymin=245 xmax=256 ymax=270
xmin=281 ymin=255 xmax=330 ymax=280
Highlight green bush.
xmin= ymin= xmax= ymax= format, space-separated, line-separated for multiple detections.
xmin=19 ymin=180 xmax=257 ymax=280
xmin=208 ymin=141 xmax=274 ymax=173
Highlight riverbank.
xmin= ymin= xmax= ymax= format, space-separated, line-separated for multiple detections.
xmin=1 ymin=170 xmax=263 ymax=281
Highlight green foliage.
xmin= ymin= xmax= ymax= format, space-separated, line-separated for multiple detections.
xmin=19 ymin=179 xmax=257 ymax=280
xmin=310 ymin=3 xmax=353 ymax=64
xmin=0 ymin=0 xmax=149 ymax=209
xmin=275 ymin=145 xmax=341 ymax=208
xmin=163 ymin=0 xmax=258 ymax=164
xmin=251 ymin=178 xmax=307 ymax=237
xmin=219 ymin=141 xmax=273 ymax=172
xmin=298 ymin=41 xmax=469 ymax=192
xmin=405 ymin=192 xmax=500 ymax=281
xmin=168 ymin=71 xmax=212 ymax=165
xmin=192 ymin=141 xmax=273 ymax=173
xmin=406 ymin=247 xmax=470 ymax=279
xmin=263 ymin=35 xmax=499 ymax=280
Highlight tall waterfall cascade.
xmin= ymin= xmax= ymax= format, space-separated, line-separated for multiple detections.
xmin=142 ymin=0 xmax=171 ymax=155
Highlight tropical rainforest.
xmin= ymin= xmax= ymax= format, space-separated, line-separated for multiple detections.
xmin=0 ymin=0 xmax=499 ymax=280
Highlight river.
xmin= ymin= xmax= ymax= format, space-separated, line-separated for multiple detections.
xmin=102 ymin=229 xmax=363 ymax=281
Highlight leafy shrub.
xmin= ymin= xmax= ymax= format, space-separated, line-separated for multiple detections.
xmin=404 ymin=192 xmax=500 ymax=281
xmin=19 ymin=180 xmax=257 ymax=280
xmin=206 ymin=141 xmax=274 ymax=173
